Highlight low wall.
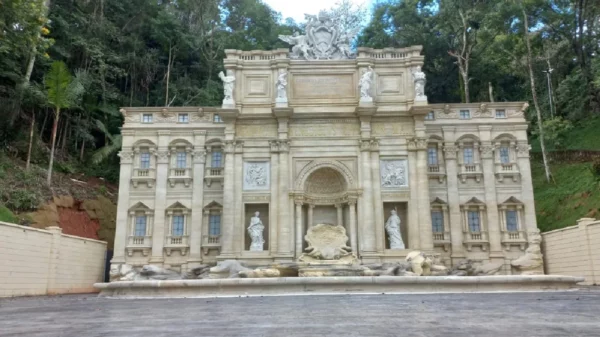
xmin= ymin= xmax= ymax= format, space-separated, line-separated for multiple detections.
xmin=0 ymin=221 xmax=107 ymax=297
xmin=542 ymin=218 xmax=600 ymax=285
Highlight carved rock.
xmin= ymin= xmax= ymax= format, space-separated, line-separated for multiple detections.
xmin=184 ymin=265 xmax=212 ymax=279
xmin=299 ymin=223 xmax=357 ymax=263
xmin=139 ymin=265 xmax=183 ymax=280
xmin=511 ymin=230 xmax=544 ymax=275
xmin=406 ymin=251 xmax=432 ymax=276
xmin=239 ymin=268 xmax=281 ymax=278
xmin=450 ymin=260 xmax=476 ymax=276
xmin=474 ymin=262 xmax=504 ymax=276
xmin=209 ymin=260 xmax=252 ymax=279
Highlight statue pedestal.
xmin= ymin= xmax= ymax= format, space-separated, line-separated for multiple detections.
xmin=275 ymin=97 xmax=288 ymax=108
xmin=359 ymin=97 xmax=374 ymax=106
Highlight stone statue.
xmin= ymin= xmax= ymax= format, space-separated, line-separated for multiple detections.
xmin=278 ymin=32 xmax=310 ymax=59
xmin=247 ymin=211 xmax=265 ymax=251
xmin=511 ymin=229 xmax=544 ymax=275
xmin=299 ymin=224 xmax=357 ymax=263
xmin=412 ymin=66 xmax=427 ymax=101
xmin=385 ymin=209 xmax=405 ymax=249
xmin=359 ymin=66 xmax=374 ymax=102
xmin=218 ymin=70 xmax=236 ymax=106
xmin=276 ymin=71 xmax=288 ymax=100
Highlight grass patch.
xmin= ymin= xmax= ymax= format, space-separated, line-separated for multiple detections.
xmin=531 ymin=117 xmax=600 ymax=151
xmin=0 ymin=204 xmax=17 ymax=223
xmin=532 ymin=160 xmax=600 ymax=232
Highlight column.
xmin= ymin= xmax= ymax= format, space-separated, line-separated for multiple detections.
xmin=187 ymin=135 xmax=206 ymax=267
xmin=294 ymin=200 xmax=303 ymax=258
xmin=479 ymin=125 xmax=502 ymax=256
xmin=219 ymin=140 xmax=236 ymax=257
xmin=269 ymin=141 xmax=280 ymax=254
xmin=348 ymin=199 xmax=358 ymax=254
xmin=443 ymin=127 xmax=464 ymax=263
xmin=370 ymin=141 xmax=384 ymax=253
xmin=516 ymin=143 xmax=538 ymax=232
xmin=278 ymin=140 xmax=292 ymax=256
xmin=233 ymin=141 xmax=244 ymax=255
xmin=407 ymin=148 xmax=420 ymax=249
xmin=336 ymin=204 xmax=343 ymax=227
xmin=112 ymin=150 xmax=134 ymax=265
xmin=415 ymin=138 xmax=434 ymax=251
xmin=150 ymin=131 xmax=171 ymax=264
xmin=360 ymin=139 xmax=376 ymax=254
xmin=308 ymin=204 xmax=314 ymax=228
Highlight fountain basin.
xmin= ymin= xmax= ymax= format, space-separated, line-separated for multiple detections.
xmin=95 ymin=275 xmax=584 ymax=298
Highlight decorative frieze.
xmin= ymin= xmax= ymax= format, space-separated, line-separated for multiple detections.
xmin=118 ymin=151 xmax=134 ymax=164
xmin=290 ymin=120 xmax=359 ymax=138
xmin=243 ymin=161 xmax=270 ymax=191
xmin=380 ymin=159 xmax=408 ymax=188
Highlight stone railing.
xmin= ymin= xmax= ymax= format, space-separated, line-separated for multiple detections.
xmin=164 ymin=235 xmax=189 ymax=256
xmin=207 ymin=235 xmax=220 ymax=244
xmin=501 ymin=230 xmax=527 ymax=251
xmin=126 ymin=235 xmax=152 ymax=256
xmin=427 ymin=164 xmax=446 ymax=182
xmin=225 ymin=49 xmax=289 ymax=61
xmin=204 ymin=167 xmax=224 ymax=187
xmin=133 ymin=168 xmax=155 ymax=178
xmin=462 ymin=231 xmax=489 ymax=251
xmin=168 ymin=168 xmax=192 ymax=187
xmin=458 ymin=163 xmax=482 ymax=183
xmin=495 ymin=163 xmax=520 ymax=182
xmin=356 ymin=46 xmax=422 ymax=60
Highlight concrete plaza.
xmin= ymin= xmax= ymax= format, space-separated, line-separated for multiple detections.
xmin=1 ymin=291 xmax=599 ymax=337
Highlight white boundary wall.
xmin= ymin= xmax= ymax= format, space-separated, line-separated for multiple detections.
xmin=542 ymin=218 xmax=600 ymax=285
xmin=0 ymin=221 xmax=107 ymax=297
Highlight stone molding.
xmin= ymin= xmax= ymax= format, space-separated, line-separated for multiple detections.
xmin=443 ymin=145 xmax=458 ymax=160
xmin=517 ymin=143 xmax=531 ymax=158
xmin=480 ymin=143 xmax=494 ymax=159
xmin=407 ymin=137 xmax=428 ymax=151
xmin=192 ymin=150 xmax=207 ymax=164
xmin=359 ymin=138 xmax=379 ymax=152
xmin=118 ymin=151 xmax=134 ymax=164
xmin=294 ymin=160 xmax=356 ymax=190
xmin=156 ymin=150 xmax=170 ymax=164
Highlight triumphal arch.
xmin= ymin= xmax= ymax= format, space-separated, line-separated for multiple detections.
xmin=112 ymin=11 xmax=537 ymax=274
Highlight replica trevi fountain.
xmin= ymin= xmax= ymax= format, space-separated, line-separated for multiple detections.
xmin=99 ymin=10 xmax=583 ymax=296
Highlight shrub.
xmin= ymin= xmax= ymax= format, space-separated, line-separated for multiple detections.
xmin=2 ymin=189 xmax=41 ymax=212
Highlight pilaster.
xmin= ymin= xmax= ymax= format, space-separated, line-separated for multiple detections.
xmin=188 ymin=130 xmax=206 ymax=266
xmin=442 ymin=126 xmax=465 ymax=262
xmin=516 ymin=143 xmax=538 ymax=232
xmin=269 ymin=140 xmax=280 ymax=255
xmin=218 ymin=139 xmax=237 ymax=258
xmin=412 ymin=136 xmax=434 ymax=251
xmin=348 ymin=198 xmax=358 ymax=255
xmin=370 ymin=139 xmax=385 ymax=253
xmin=149 ymin=130 xmax=171 ymax=264
xmin=294 ymin=199 xmax=304 ymax=258
xmin=359 ymin=138 xmax=377 ymax=255
xmin=479 ymin=126 xmax=502 ymax=257
xmin=233 ymin=141 xmax=244 ymax=256
xmin=112 ymin=150 xmax=134 ymax=264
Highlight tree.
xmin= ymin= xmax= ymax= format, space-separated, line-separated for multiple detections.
xmin=44 ymin=61 xmax=83 ymax=184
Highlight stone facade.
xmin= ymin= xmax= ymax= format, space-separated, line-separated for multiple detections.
xmin=112 ymin=45 xmax=537 ymax=274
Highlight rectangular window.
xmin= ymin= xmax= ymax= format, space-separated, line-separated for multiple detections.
xmin=134 ymin=215 xmax=147 ymax=236
xmin=213 ymin=114 xmax=223 ymax=123
xmin=209 ymin=214 xmax=221 ymax=236
xmin=499 ymin=146 xmax=510 ymax=164
xmin=431 ymin=211 xmax=444 ymax=233
xmin=459 ymin=110 xmax=471 ymax=120
xmin=142 ymin=114 xmax=153 ymax=123
xmin=172 ymin=215 xmax=185 ymax=236
xmin=425 ymin=111 xmax=435 ymax=120
xmin=176 ymin=151 xmax=187 ymax=168
xmin=495 ymin=109 xmax=506 ymax=118
xmin=506 ymin=210 xmax=519 ymax=232
xmin=463 ymin=147 xmax=474 ymax=164
xmin=468 ymin=211 xmax=481 ymax=232
xmin=428 ymin=147 xmax=438 ymax=166
xmin=140 ymin=151 xmax=151 ymax=169
xmin=178 ymin=113 xmax=189 ymax=123
xmin=211 ymin=151 xmax=223 ymax=168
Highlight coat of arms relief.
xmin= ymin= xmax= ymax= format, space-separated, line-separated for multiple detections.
xmin=278 ymin=11 xmax=358 ymax=60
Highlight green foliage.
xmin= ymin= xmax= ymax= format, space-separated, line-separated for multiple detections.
xmin=531 ymin=117 xmax=573 ymax=150
xmin=0 ymin=204 xmax=18 ymax=223
xmin=533 ymin=161 xmax=600 ymax=232
xmin=2 ymin=189 xmax=41 ymax=212
xmin=54 ymin=160 xmax=76 ymax=174
xmin=591 ymin=158 xmax=600 ymax=184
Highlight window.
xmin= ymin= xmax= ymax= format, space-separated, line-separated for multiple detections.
xmin=463 ymin=147 xmax=474 ymax=164
xmin=428 ymin=147 xmax=438 ymax=166
xmin=431 ymin=211 xmax=444 ymax=233
xmin=213 ymin=114 xmax=223 ymax=123
xmin=134 ymin=215 xmax=147 ymax=236
xmin=172 ymin=215 xmax=185 ymax=236
xmin=425 ymin=111 xmax=435 ymax=120
xmin=209 ymin=214 xmax=221 ymax=236
xmin=506 ymin=210 xmax=519 ymax=232
xmin=459 ymin=110 xmax=471 ymax=119
xmin=499 ymin=146 xmax=510 ymax=164
xmin=468 ymin=211 xmax=481 ymax=232
xmin=495 ymin=109 xmax=506 ymax=118
xmin=140 ymin=151 xmax=151 ymax=169
xmin=211 ymin=151 xmax=223 ymax=167
xmin=176 ymin=151 xmax=187 ymax=168
xmin=142 ymin=114 xmax=153 ymax=123
xmin=178 ymin=113 xmax=189 ymax=123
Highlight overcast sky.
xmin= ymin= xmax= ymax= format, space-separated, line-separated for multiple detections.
xmin=262 ymin=0 xmax=374 ymax=23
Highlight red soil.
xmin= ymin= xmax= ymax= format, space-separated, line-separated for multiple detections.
xmin=57 ymin=207 xmax=100 ymax=240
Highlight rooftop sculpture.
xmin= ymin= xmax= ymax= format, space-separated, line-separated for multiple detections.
xmin=279 ymin=11 xmax=359 ymax=60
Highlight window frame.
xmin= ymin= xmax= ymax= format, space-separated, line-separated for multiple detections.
xmin=142 ymin=114 xmax=153 ymax=123
xmin=178 ymin=113 xmax=189 ymax=123
xmin=495 ymin=109 xmax=507 ymax=119
xmin=211 ymin=150 xmax=223 ymax=168
xmin=431 ymin=210 xmax=444 ymax=233
xmin=467 ymin=210 xmax=481 ymax=232
xmin=425 ymin=111 xmax=435 ymax=120
xmin=171 ymin=214 xmax=185 ymax=237
xmin=209 ymin=214 xmax=221 ymax=236
xmin=463 ymin=147 xmax=474 ymax=164
xmin=176 ymin=151 xmax=187 ymax=169
xmin=427 ymin=147 xmax=438 ymax=166
xmin=505 ymin=210 xmax=519 ymax=232
xmin=139 ymin=151 xmax=151 ymax=169
xmin=499 ymin=146 xmax=510 ymax=164
xmin=459 ymin=110 xmax=471 ymax=120
xmin=213 ymin=114 xmax=223 ymax=123
xmin=134 ymin=215 xmax=147 ymax=237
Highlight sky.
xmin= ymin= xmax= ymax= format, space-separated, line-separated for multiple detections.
xmin=262 ymin=0 xmax=374 ymax=23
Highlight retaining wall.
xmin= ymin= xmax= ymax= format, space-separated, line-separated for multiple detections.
xmin=0 ymin=221 xmax=107 ymax=297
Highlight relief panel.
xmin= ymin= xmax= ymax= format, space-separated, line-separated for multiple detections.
xmin=380 ymin=159 xmax=409 ymax=188
xmin=291 ymin=74 xmax=355 ymax=100
xmin=289 ymin=119 xmax=360 ymax=138
xmin=236 ymin=123 xmax=277 ymax=138
xmin=243 ymin=161 xmax=270 ymax=191
xmin=377 ymin=73 xmax=404 ymax=96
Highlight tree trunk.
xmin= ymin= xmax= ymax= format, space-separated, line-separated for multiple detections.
xmin=165 ymin=42 xmax=172 ymax=106
xmin=522 ymin=6 xmax=551 ymax=183
xmin=47 ymin=108 xmax=60 ymax=185
xmin=40 ymin=108 xmax=49 ymax=141
xmin=80 ymin=140 xmax=85 ymax=162
xmin=26 ymin=111 xmax=35 ymax=170
xmin=461 ymin=69 xmax=470 ymax=103
xmin=488 ymin=82 xmax=494 ymax=102
xmin=61 ymin=119 xmax=69 ymax=153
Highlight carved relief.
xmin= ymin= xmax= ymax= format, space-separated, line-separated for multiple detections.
xmin=517 ymin=144 xmax=531 ymax=157
xmin=473 ymin=103 xmax=492 ymax=117
xmin=443 ymin=145 xmax=458 ymax=160
xmin=118 ymin=151 xmax=134 ymax=164
xmin=192 ymin=150 xmax=206 ymax=164
xmin=295 ymin=160 xmax=355 ymax=190
xmin=480 ymin=145 xmax=494 ymax=159
xmin=156 ymin=151 xmax=170 ymax=163
xmin=380 ymin=160 xmax=408 ymax=188
xmin=371 ymin=122 xmax=412 ymax=136
xmin=243 ymin=161 xmax=270 ymax=191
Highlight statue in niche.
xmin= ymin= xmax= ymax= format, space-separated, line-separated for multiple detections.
xmin=359 ymin=66 xmax=374 ymax=101
xmin=218 ymin=70 xmax=236 ymax=105
xmin=412 ymin=66 xmax=427 ymax=101
xmin=385 ymin=208 xmax=405 ymax=249
xmin=276 ymin=71 xmax=288 ymax=100
xmin=247 ymin=211 xmax=265 ymax=251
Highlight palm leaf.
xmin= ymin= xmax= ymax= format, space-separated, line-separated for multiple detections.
xmin=91 ymin=134 xmax=122 ymax=164
xmin=45 ymin=61 xmax=73 ymax=109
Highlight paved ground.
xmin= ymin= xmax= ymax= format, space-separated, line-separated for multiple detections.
xmin=1 ymin=290 xmax=600 ymax=337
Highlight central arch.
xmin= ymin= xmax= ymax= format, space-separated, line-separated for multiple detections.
xmin=294 ymin=160 xmax=356 ymax=191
